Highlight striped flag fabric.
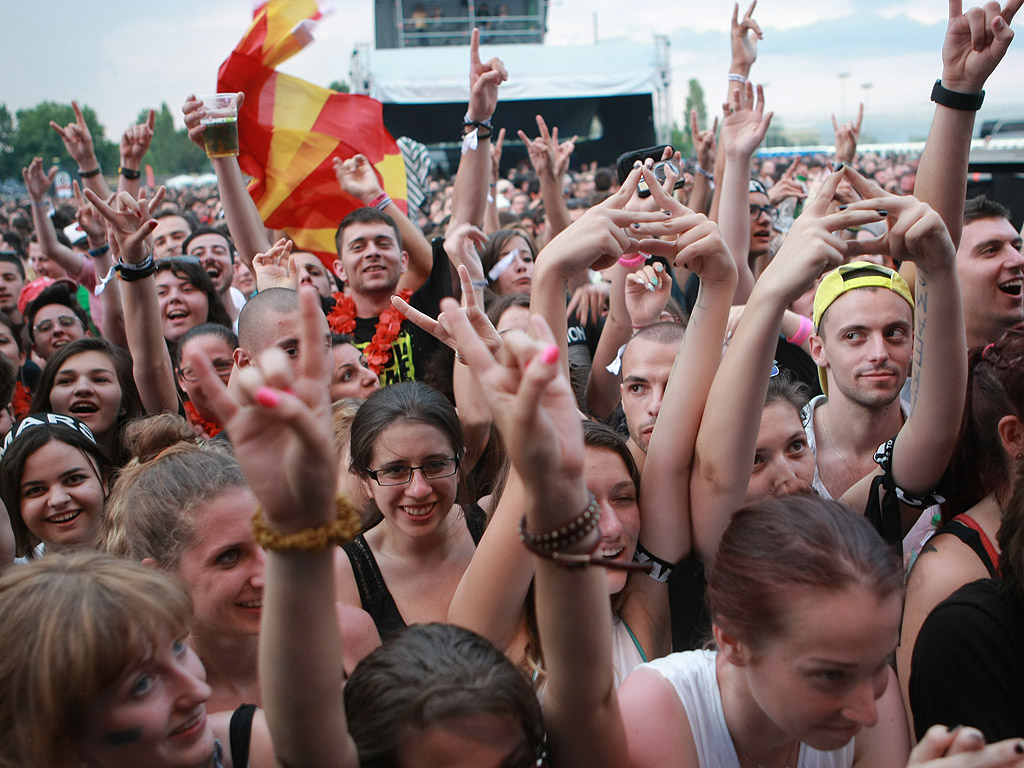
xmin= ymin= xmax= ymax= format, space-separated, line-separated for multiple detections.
xmin=217 ymin=0 xmax=407 ymax=266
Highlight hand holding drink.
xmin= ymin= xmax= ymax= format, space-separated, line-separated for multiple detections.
xmin=198 ymin=93 xmax=240 ymax=158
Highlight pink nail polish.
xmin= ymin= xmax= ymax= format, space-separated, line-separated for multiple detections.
xmin=541 ymin=344 xmax=559 ymax=365
xmin=255 ymin=387 xmax=280 ymax=408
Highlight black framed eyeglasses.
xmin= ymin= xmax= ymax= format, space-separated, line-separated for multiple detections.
xmin=749 ymin=203 xmax=779 ymax=220
xmin=365 ymin=457 xmax=460 ymax=486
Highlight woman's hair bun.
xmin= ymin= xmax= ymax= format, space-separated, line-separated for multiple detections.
xmin=121 ymin=414 xmax=198 ymax=465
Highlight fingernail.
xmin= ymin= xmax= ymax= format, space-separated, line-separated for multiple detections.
xmin=633 ymin=160 xmax=641 ymax=169
xmin=650 ymin=275 xmax=658 ymax=286
xmin=255 ymin=387 xmax=280 ymax=408
xmin=1015 ymin=742 xmax=1024 ymax=755
xmin=282 ymin=387 xmax=296 ymax=396
xmin=632 ymin=222 xmax=641 ymax=229
xmin=646 ymin=283 xmax=656 ymax=292
xmin=833 ymin=162 xmax=844 ymax=172
xmin=664 ymin=210 xmax=672 ymax=216
xmin=654 ymin=262 xmax=664 ymax=272
xmin=541 ymin=344 xmax=559 ymax=364
xmin=876 ymin=210 xmax=888 ymax=217
xmin=838 ymin=205 xmax=848 ymax=210
xmin=948 ymin=724 xmax=963 ymax=733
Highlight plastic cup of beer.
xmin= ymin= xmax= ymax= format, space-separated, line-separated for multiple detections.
xmin=199 ymin=94 xmax=240 ymax=158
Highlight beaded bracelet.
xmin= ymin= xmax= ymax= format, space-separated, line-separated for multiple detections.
xmin=251 ymin=493 xmax=362 ymax=552
xmin=521 ymin=523 xmax=655 ymax=573
xmin=519 ymin=492 xmax=600 ymax=551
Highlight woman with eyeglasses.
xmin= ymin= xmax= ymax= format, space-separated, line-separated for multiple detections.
xmin=176 ymin=324 xmax=238 ymax=439
xmin=334 ymin=380 xmax=485 ymax=640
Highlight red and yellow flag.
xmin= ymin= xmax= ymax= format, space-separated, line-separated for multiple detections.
xmin=217 ymin=0 xmax=407 ymax=266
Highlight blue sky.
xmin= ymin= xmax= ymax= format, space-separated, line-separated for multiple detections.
xmin=2 ymin=1 xmax=1021 ymax=145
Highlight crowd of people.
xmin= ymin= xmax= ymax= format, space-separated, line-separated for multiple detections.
xmin=1 ymin=2 xmax=1023 ymax=767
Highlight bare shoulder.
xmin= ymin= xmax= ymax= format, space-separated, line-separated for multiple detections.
xmin=906 ymin=531 xmax=990 ymax=605
xmin=618 ymin=667 xmax=699 ymax=768
xmin=332 ymin=543 xmax=363 ymax=608
xmin=208 ymin=708 xmax=276 ymax=768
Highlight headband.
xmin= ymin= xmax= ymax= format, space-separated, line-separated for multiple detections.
xmin=0 ymin=413 xmax=97 ymax=463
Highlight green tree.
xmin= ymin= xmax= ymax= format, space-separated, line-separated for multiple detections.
xmin=0 ymin=105 xmax=15 ymax=180
xmin=328 ymin=79 xmax=351 ymax=93
xmin=674 ymin=78 xmax=708 ymax=157
xmin=10 ymin=101 xmax=117 ymax=176
xmin=136 ymin=103 xmax=208 ymax=175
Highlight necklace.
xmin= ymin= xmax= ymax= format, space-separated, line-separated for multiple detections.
xmin=327 ymin=289 xmax=413 ymax=374
xmin=735 ymin=738 xmax=800 ymax=768
xmin=820 ymin=411 xmax=854 ymax=476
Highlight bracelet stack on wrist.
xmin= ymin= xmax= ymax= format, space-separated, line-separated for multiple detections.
xmin=462 ymin=112 xmax=494 ymax=140
xmin=118 ymin=166 xmax=141 ymax=180
xmin=78 ymin=166 xmax=102 ymax=178
xmin=114 ymin=253 xmax=157 ymax=282
xmin=368 ymin=192 xmax=392 ymax=211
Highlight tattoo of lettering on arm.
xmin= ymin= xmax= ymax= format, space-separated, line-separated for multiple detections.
xmin=910 ymin=272 xmax=929 ymax=409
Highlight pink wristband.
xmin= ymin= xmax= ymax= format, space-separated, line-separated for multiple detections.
xmin=618 ymin=252 xmax=649 ymax=268
xmin=786 ymin=315 xmax=814 ymax=346
xmin=368 ymin=192 xmax=390 ymax=209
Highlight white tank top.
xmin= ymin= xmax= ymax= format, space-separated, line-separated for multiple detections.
xmin=639 ymin=650 xmax=855 ymax=768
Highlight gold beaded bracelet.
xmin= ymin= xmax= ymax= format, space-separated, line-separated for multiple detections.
xmin=251 ymin=494 xmax=362 ymax=552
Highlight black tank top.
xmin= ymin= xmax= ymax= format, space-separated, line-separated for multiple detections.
xmin=342 ymin=504 xmax=487 ymax=639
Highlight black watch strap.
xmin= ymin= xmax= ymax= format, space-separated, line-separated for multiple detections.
xmin=930 ymin=80 xmax=985 ymax=111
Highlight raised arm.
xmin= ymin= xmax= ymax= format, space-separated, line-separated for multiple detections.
xmin=86 ymin=187 xmax=179 ymax=415
xmin=718 ymin=82 xmax=772 ymax=304
xmin=444 ymin=304 xmax=629 ymax=768
xmin=72 ymin=182 xmax=127 ymax=348
xmin=633 ymin=188 xmax=738 ymax=569
xmin=839 ymin=169 xmax=967 ymax=510
xmin=690 ymin=166 xmax=886 ymax=561
xmin=22 ymin=158 xmax=87 ymax=280
xmin=530 ymin=165 xmax=666 ymax=381
xmin=449 ymin=28 xmax=508 ymax=231
xmin=182 ymin=94 xmax=270 ymax=271
xmin=832 ymin=103 xmax=863 ymax=166
xmin=517 ymin=115 xmax=576 ymax=242
xmin=688 ymin=110 xmax=718 ymax=216
xmin=914 ymin=0 xmax=1020 ymax=247
xmin=333 ymin=153 xmax=434 ymax=293
xmin=188 ymin=286 xmax=359 ymax=768
xmin=50 ymin=101 xmax=112 ymax=199
xmin=117 ymin=109 xmax=155 ymax=199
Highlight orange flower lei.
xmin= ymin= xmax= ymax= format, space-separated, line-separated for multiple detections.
xmin=327 ymin=290 xmax=413 ymax=374
xmin=12 ymin=381 xmax=32 ymax=419
xmin=183 ymin=400 xmax=223 ymax=440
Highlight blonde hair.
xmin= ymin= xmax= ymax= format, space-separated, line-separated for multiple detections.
xmin=0 ymin=552 xmax=192 ymax=767
xmin=102 ymin=414 xmax=246 ymax=569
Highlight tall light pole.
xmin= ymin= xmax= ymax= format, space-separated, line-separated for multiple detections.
xmin=838 ymin=72 xmax=851 ymax=121
xmin=861 ymin=82 xmax=873 ymax=114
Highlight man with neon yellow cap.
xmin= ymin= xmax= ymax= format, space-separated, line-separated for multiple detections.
xmin=805 ymin=262 xmax=917 ymax=501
